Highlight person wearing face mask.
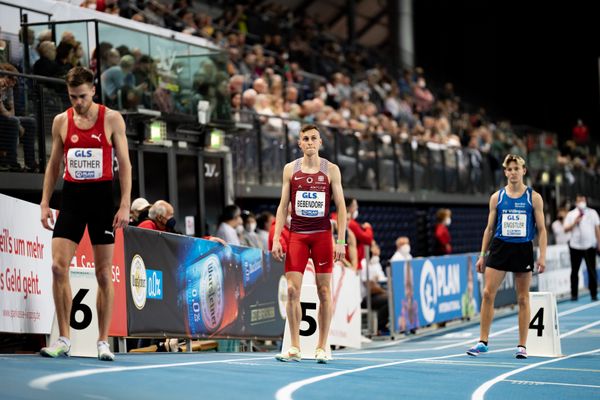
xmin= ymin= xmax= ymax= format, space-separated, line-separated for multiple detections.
xmin=432 ymin=208 xmax=452 ymax=256
xmin=391 ymin=236 xmax=412 ymax=261
xmin=563 ymin=195 xmax=599 ymax=301
xmin=215 ymin=204 xmax=243 ymax=245
xmin=240 ymin=210 xmax=262 ymax=249
xmin=129 ymin=197 xmax=151 ymax=226
xmin=551 ymin=207 xmax=570 ymax=245
xmin=360 ymin=241 xmax=389 ymax=335
xmin=138 ymin=200 xmax=177 ymax=233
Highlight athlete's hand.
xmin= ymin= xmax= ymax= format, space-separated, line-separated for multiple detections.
xmin=40 ymin=204 xmax=54 ymax=231
xmin=113 ymin=205 xmax=130 ymax=230
xmin=272 ymin=241 xmax=284 ymax=261
xmin=334 ymin=243 xmax=346 ymax=262
xmin=476 ymin=256 xmax=485 ymax=273
xmin=536 ymin=258 xmax=545 ymax=273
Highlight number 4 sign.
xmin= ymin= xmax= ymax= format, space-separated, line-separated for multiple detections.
xmin=281 ymin=284 xmax=332 ymax=360
xmin=526 ymin=292 xmax=562 ymax=357
xmin=49 ymin=268 xmax=100 ymax=357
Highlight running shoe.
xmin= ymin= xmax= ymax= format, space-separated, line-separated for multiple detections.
xmin=275 ymin=346 xmax=301 ymax=362
xmin=98 ymin=341 xmax=115 ymax=361
xmin=40 ymin=338 xmax=70 ymax=358
xmin=515 ymin=346 xmax=528 ymax=359
xmin=466 ymin=342 xmax=488 ymax=357
xmin=315 ymin=348 xmax=330 ymax=364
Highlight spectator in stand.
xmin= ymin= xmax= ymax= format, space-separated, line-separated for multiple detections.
xmin=412 ymin=76 xmax=434 ymax=116
xmin=391 ymin=236 xmax=412 ymax=261
xmin=0 ymin=63 xmax=37 ymax=172
xmin=432 ymin=208 xmax=452 ymax=255
xmin=55 ymin=40 xmax=76 ymax=78
xmin=215 ymin=204 xmax=243 ymax=246
xmin=551 ymin=207 xmax=570 ymax=245
xmin=138 ymin=200 xmax=177 ymax=233
xmin=33 ymin=41 xmax=61 ymax=78
xmin=256 ymin=211 xmax=274 ymax=251
xmin=346 ymin=198 xmax=374 ymax=267
xmin=240 ymin=210 xmax=262 ymax=249
xmin=129 ymin=197 xmax=151 ymax=226
xmin=572 ymin=119 xmax=589 ymax=145
xmin=563 ymin=195 xmax=599 ymax=301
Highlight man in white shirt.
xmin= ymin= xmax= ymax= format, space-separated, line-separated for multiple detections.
xmin=551 ymin=207 xmax=570 ymax=244
xmin=215 ymin=204 xmax=243 ymax=245
xmin=563 ymin=195 xmax=599 ymax=301
xmin=391 ymin=236 xmax=413 ymax=261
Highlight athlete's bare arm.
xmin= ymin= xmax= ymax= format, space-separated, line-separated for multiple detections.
xmin=40 ymin=112 xmax=67 ymax=230
xmin=272 ymin=162 xmax=293 ymax=261
xmin=106 ymin=108 xmax=131 ymax=229
xmin=329 ymin=162 xmax=346 ymax=262
xmin=476 ymin=191 xmax=499 ymax=273
xmin=532 ymin=191 xmax=546 ymax=273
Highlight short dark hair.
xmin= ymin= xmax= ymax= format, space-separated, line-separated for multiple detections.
xmin=300 ymin=124 xmax=319 ymax=134
xmin=66 ymin=66 xmax=94 ymax=87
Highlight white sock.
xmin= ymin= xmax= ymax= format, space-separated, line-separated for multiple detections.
xmin=58 ymin=336 xmax=71 ymax=347
xmin=97 ymin=340 xmax=109 ymax=347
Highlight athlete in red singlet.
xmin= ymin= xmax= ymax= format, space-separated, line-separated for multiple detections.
xmin=273 ymin=124 xmax=347 ymax=363
xmin=40 ymin=67 xmax=131 ymax=361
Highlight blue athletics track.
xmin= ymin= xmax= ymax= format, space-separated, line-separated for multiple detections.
xmin=2 ymin=298 xmax=599 ymax=400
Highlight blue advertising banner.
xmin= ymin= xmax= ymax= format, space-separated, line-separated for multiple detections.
xmin=125 ymin=227 xmax=285 ymax=339
xmin=391 ymin=254 xmax=480 ymax=332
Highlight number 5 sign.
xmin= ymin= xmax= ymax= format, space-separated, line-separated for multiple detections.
xmin=49 ymin=268 xmax=100 ymax=357
xmin=281 ymin=284 xmax=332 ymax=360
xmin=526 ymin=292 xmax=562 ymax=357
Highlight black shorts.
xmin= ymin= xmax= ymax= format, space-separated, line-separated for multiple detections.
xmin=486 ymin=237 xmax=534 ymax=273
xmin=53 ymin=180 xmax=115 ymax=245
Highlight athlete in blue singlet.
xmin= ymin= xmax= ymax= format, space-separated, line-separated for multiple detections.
xmin=467 ymin=154 xmax=547 ymax=359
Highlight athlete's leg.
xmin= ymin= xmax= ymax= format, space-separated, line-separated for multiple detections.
xmin=514 ymin=271 xmax=532 ymax=347
xmin=92 ymin=244 xmax=115 ymax=342
xmin=315 ymin=272 xmax=332 ymax=350
xmin=51 ymin=238 xmax=78 ymax=338
xmin=479 ymin=267 xmax=506 ymax=341
xmin=284 ymin=233 xmax=310 ymax=350
xmin=285 ymin=271 xmax=304 ymax=349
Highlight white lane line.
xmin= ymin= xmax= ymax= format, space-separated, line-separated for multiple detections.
xmin=274 ymin=347 xmax=513 ymax=400
xmin=505 ymin=379 xmax=600 ymax=389
xmin=29 ymin=356 xmax=273 ymax=390
xmin=560 ymin=320 xmax=600 ymax=338
xmin=471 ymin=348 xmax=600 ymax=400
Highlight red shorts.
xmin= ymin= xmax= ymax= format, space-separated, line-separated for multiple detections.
xmin=285 ymin=230 xmax=333 ymax=274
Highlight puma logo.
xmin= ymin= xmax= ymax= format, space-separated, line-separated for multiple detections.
xmin=91 ymin=133 xmax=102 ymax=142
xmin=104 ymin=230 xmax=114 ymax=237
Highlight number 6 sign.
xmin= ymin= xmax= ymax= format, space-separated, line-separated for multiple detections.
xmin=526 ymin=292 xmax=562 ymax=357
xmin=49 ymin=268 xmax=100 ymax=357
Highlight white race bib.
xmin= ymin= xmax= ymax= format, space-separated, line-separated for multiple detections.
xmin=67 ymin=148 xmax=103 ymax=180
xmin=295 ymin=191 xmax=326 ymax=218
xmin=502 ymin=213 xmax=527 ymax=237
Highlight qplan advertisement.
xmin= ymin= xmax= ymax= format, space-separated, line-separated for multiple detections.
xmin=391 ymin=254 xmax=480 ymax=331
xmin=0 ymin=194 xmax=54 ymax=333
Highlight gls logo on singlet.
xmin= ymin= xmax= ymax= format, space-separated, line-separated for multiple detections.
xmin=74 ymin=149 xmax=94 ymax=157
xmin=302 ymin=192 xmax=318 ymax=199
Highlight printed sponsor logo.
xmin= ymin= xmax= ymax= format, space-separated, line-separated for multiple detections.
xmin=130 ymin=255 xmax=147 ymax=310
